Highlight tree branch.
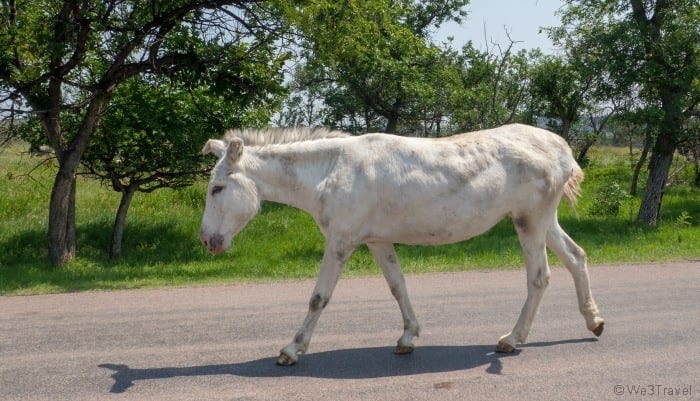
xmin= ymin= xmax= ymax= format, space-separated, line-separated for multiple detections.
xmin=630 ymin=0 xmax=650 ymax=25
xmin=52 ymin=1 xmax=92 ymax=79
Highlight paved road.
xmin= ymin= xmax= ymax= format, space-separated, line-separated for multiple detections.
xmin=1 ymin=262 xmax=698 ymax=401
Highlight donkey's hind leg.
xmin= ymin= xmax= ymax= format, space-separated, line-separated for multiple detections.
xmin=497 ymin=213 xmax=551 ymax=353
xmin=367 ymin=243 xmax=420 ymax=354
xmin=546 ymin=218 xmax=605 ymax=336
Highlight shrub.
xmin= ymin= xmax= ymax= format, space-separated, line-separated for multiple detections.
xmin=588 ymin=181 xmax=629 ymax=217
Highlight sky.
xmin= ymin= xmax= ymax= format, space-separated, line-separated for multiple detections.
xmin=433 ymin=0 xmax=565 ymax=53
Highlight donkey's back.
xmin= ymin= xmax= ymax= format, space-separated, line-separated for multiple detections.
xmin=320 ymin=124 xmax=583 ymax=246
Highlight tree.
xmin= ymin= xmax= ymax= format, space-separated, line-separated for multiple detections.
xmin=0 ymin=0 xmax=286 ymax=265
xmin=530 ymin=55 xmax=591 ymax=142
xmin=529 ymin=52 xmax=629 ymax=165
xmin=280 ymin=0 xmax=469 ymax=134
xmin=449 ymin=41 xmax=539 ymax=132
xmin=549 ymin=0 xmax=700 ymax=225
xmin=78 ymin=74 xmax=283 ymax=259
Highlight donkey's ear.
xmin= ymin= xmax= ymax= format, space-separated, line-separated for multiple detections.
xmin=202 ymin=139 xmax=227 ymax=158
xmin=226 ymin=137 xmax=244 ymax=166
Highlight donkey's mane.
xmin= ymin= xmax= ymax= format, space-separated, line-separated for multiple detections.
xmin=224 ymin=127 xmax=350 ymax=146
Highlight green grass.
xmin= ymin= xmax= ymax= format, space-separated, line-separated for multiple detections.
xmin=1 ymin=143 xmax=699 ymax=295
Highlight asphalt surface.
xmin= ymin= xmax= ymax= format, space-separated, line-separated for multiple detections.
xmin=1 ymin=261 xmax=698 ymax=401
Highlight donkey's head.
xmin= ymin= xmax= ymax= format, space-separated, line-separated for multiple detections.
xmin=200 ymin=137 xmax=260 ymax=255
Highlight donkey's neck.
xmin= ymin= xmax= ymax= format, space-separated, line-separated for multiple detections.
xmin=243 ymin=143 xmax=340 ymax=214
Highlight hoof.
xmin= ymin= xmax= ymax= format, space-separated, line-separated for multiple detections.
xmin=592 ymin=322 xmax=605 ymax=337
xmin=495 ymin=340 xmax=516 ymax=353
xmin=394 ymin=343 xmax=415 ymax=355
xmin=276 ymin=352 xmax=297 ymax=366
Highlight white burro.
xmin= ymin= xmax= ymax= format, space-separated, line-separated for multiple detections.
xmin=199 ymin=124 xmax=605 ymax=366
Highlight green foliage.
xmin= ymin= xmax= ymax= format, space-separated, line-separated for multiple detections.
xmin=277 ymin=0 xmax=542 ymax=136
xmin=673 ymin=210 xmax=693 ymax=243
xmin=588 ymin=181 xmax=629 ymax=217
xmin=3 ymin=0 xmax=700 ymax=268
xmin=549 ymin=0 xmax=700 ymax=109
xmin=81 ymin=73 xmax=282 ymax=193
xmin=530 ymin=55 xmax=588 ymax=139
xmin=675 ymin=211 xmax=692 ymax=228
xmin=83 ymin=69 xmax=283 ymax=259
xmin=447 ymin=44 xmax=540 ymax=131
xmin=547 ymin=0 xmax=700 ymax=224
xmin=1 ymin=0 xmax=290 ymax=265
xmin=277 ymin=0 xmax=469 ymax=134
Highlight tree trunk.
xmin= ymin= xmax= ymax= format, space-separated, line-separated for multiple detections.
xmin=110 ymin=185 xmax=137 ymax=259
xmin=692 ymin=139 xmax=700 ymax=187
xmin=383 ymin=99 xmax=402 ymax=134
xmin=630 ymin=131 xmax=652 ymax=196
xmin=365 ymin=108 xmax=371 ymax=133
xmin=576 ymin=139 xmax=595 ymax=165
xmin=637 ymin=133 xmax=676 ymax=225
xmin=560 ymin=118 xmax=573 ymax=142
xmin=45 ymin=92 xmax=111 ymax=266
xmin=637 ymin=87 xmax=686 ymax=226
xmin=48 ymin=162 xmax=77 ymax=266
xmin=385 ymin=114 xmax=398 ymax=133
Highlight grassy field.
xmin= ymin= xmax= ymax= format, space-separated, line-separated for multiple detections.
xmin=1 ymin=143 xmax=698 ymax=295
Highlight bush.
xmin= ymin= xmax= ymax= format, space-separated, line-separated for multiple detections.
xmin=588 ymin=181 xmax=629 ymax=217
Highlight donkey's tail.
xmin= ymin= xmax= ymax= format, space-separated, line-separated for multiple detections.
xmin=563 ymin=163 xmax=584 ymax=209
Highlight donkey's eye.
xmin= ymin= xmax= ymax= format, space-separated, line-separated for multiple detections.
xmin=211 ymin=185 xmax=224 ymax=195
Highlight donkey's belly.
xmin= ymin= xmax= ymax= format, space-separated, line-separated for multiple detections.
xmin=364 ymin=207 xmax=507 ymax=245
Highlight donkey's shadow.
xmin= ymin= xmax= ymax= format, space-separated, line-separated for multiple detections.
xmin=100 ymin=338 xmax=596 ymax=393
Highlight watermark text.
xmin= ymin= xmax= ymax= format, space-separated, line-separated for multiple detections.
xmin=614 ymin=384 xmax=692 ymax=397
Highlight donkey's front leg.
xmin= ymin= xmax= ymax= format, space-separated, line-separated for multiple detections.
xmin=277 ymin=241 xmax=355 ymax=366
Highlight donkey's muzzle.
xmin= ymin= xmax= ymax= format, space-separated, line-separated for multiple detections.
xmin=200 ymin=232 xmax=225 ymax=255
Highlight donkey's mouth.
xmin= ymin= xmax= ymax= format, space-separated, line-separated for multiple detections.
xmin=201 ymin=232 xmax=226 ymax=255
